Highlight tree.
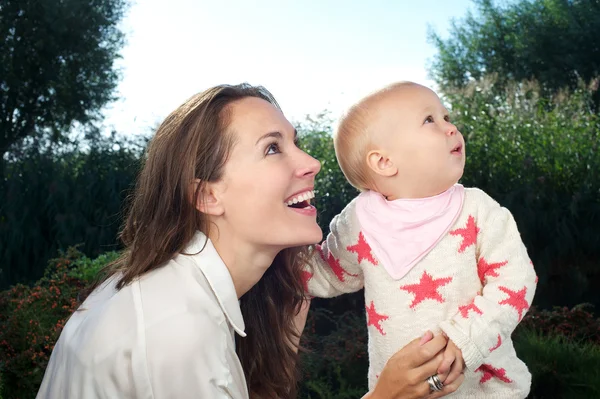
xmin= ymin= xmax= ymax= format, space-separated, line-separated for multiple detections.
xmin=0 ymin=0 xmax=128 ymax=157
xmin=428 ymin=0 xmax=600 ymax=96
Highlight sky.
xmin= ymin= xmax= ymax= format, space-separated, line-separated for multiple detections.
xmin=102 ymin=0 xmax=477 ymax=136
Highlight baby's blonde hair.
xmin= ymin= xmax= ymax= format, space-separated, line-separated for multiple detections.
xmin=334 ymin=81 xmax=419 ymax=191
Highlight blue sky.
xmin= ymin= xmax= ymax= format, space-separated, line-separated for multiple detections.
xmin=102 ymin=0 xmax=477 ymax=135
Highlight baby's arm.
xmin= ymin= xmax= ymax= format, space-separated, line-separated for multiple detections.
xmin=304 ymin=201 xmax=365 ymax=298
xmin=439 ymin=190 xmax=537 ymax=372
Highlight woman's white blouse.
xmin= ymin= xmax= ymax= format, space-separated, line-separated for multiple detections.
xmin=37 ymin=232 xmax=249 ymax=398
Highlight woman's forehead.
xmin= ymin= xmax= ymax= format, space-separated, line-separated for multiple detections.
xmin=227 ymin=97 xmax=294 ymax=139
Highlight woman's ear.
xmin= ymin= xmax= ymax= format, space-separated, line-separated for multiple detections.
xmin=193 ymin=179 xmax=225 ymax=216
xmin=366 ymin=149 xmax=398 ymax=177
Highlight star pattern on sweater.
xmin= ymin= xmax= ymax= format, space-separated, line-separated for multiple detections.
xmin=399 ymin=271 xmax=453 ymax=309
xmin=366 ymin=301 xmax=389 ymax=336
xmin=477 ymin=257 xmax=508 ymax=283
xmin=347 ymin=232 xmax=378 ymax=266
xmin=458 ymin=298 xmax=483 ymax=318
xmin=530 ymin=260 xmax=539 ymax=284
xmin=489 ymin=334 xmax=502 ymax=353
xmin=450 ymin=215 xmax=480 ymax=253
xmin=301 ymin=270 xmax=313 ymax=293
xmin=476 ymin=364 xmax=513 ymax=384
xmin=498 ymin=286 xmax=529 ymax=321
xmin=316 ymin=245 xmax=358 ymax=282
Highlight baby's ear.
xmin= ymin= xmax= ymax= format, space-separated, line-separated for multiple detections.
xmin=366 ymin=149 xmax=398 ymax=177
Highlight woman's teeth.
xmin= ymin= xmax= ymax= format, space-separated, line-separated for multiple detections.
xmin=286 ymin=190 xmax=315 ymax=206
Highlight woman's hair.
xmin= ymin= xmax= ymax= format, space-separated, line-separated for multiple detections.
xmin=102 ymin=83 xmax=307 ymax=398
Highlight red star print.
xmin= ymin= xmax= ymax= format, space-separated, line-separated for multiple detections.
xmin=366 ymin=301 xmax=389 ymax=335
xmin=450 ymin=215 xmax=480 ymax=253
xmin=498 ymin=286 xmax=530 ymax=321
xmin=530 ymin=260 xmax=539 ymax=284
xmin=300 ymin=270 xmax=313 ymax=293
xmin=477 ymin=257 xmax=508 ymax=283
xmin=489 ymin=334 xmax=502 ymax=353
xmin=347 ymin=232 xmax=378 ymax=266
xmin=316 ymin=245 xmax=358 ymax=282
xmin=459 ymin=299 xmax=483 ymax=318
xmin=400 ymin=271 xmax=453 ymax=309
xmin=475 ymin=364 xmax=512 ymax=384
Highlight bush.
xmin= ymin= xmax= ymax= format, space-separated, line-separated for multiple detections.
xmin=514 ymin=329 xmax=600 ymax=398
xmin=299 ymin=306 xmax=368 ymax=398
xmin=0 ymin=135 xmax=143 ymax=289
xmin=442 ymin=78 xmax=600 ymax=309
xmin=296 ymin=114 xmax=359 ymax=236
xmin=1 ymin=248 xmax=599 ymax=399
xmin=298 ymin=300 xmax=600 ymax=398
xmin=0 ymin=248 xmax=117 ymax=399
xmin=517 ymin=304 xmax=600 ymax=345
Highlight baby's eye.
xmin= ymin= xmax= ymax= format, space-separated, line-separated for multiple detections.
xmin=444 ymin=115 xmax=451 ymax=122
xmin=266 ymin=142 xmax=281 ymax=155
xmin=424 ymin=116 xmax=434 ymax=124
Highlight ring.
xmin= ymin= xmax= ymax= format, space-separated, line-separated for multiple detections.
xmin=427 ymin=374 xmax=444 ymax=392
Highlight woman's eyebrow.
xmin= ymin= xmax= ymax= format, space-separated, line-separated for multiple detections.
xmin=255 ymin=129 xmax=298 ymax=145
xmin=255 ymin=131 xmax=282 ymax=145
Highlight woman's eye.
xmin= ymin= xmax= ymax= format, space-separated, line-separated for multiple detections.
xmin=266 ymin=142 xmax=281 ymax=155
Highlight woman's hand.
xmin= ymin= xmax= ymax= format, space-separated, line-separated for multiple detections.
xmin=364 ymin=331 xmax=465 ymax=399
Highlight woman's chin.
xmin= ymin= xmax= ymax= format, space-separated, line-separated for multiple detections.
xmin=285 ymin=225 xmax=323 ymax=247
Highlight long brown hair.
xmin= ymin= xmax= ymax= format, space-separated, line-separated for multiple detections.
xmin=103 ymin=83 xmax=307 ymax=398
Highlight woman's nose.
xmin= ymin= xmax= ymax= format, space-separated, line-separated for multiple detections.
xmin=295 ymin=150 xmax=321 ymax=178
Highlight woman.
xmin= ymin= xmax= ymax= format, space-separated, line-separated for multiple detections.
xmin=37 ymin=84 xmax=463 ymax=398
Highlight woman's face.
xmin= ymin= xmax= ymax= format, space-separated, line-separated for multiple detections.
xmin=214 ymin=96 xmax=323 ymax=251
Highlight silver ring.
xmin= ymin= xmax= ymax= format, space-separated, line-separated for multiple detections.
xmin=427 ymin=374 xmax=444 ymax=392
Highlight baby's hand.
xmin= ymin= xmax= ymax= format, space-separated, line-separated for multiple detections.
xmin=437 ymin=339 xmax=465 ymax=386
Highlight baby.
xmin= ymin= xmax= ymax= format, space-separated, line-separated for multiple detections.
xmin=304 ymin=82 xmax=537 ymax=398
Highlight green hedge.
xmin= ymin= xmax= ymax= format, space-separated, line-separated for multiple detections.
xmin=2 ymin=81 xmax=599 ymax=310
xmin=444 ymin=79 xmax=600 ymax=309
xmin=0 ymin=248 xmax=118 ymax=397
xmin=1 ymin=251 xmax=598 ymax=399
xmin=0 ymin=137 xmax=142 ymax=289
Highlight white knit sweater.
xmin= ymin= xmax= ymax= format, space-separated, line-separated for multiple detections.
xmin=305 ymin=188 xmax=537 ymax=398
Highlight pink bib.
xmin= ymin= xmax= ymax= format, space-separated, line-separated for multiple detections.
xmin=355 ymin=184 xmax=465 ymax=280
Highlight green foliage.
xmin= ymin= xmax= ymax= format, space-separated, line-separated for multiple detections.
xmin=68 ymin=250 xmax=120 ymax=282
xmin=299 ymin=307 xmax=369 ymax=398
xmin=518 ymin=304 xmax=600 ymax=345
xmin=429 ymin=0 xmax=600 ymax=97
xmin=296 ymin=113 xmax=359 ymax=235
xmin=0 ymin=0 xmax=128 ymax=156
xmin=445 ymin=78 xmax=600 ymax=308
xmin=0 ymin=248 xmax=82 ymax=397
xmin=0 ymin=136 xmax=143 ymax=289
xmin=0 ymin=248 xmax=116 ymax=398
xmin=301 ymin=365 xmax=367 ymax=399
xmin=299 ymin=304 xmax=600 ymax=398
xmin=0 ymin=248 xmax=598 ymax=398
xmin=296 ymin=116 xmax=366 ymax=319
xmin=514 ymin=329 xmax=600 ymax=398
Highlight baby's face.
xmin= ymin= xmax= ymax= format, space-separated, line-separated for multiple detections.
xmin=371 ymin=84 xmax=465 ymax=197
